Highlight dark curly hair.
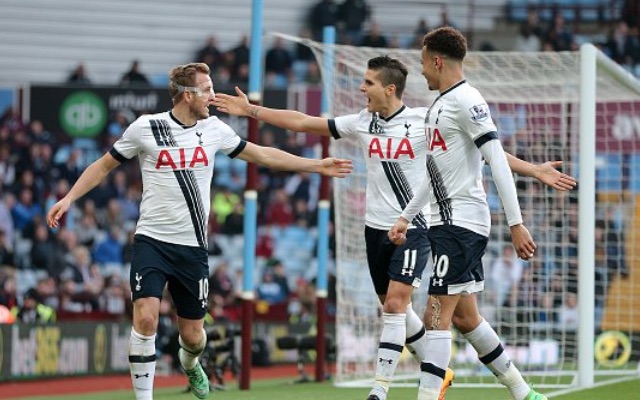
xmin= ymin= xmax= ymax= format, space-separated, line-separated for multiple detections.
xmin=422 ymin=27 xmax=467 ymax=61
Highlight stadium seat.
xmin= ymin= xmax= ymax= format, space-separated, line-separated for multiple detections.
xmin=595 ymin=154 xmax=623 ymax=192
xmin=230 ymin=157 xmax=247 ymax=176
xmin=291 ymin=60 xmax=309 ymax=84
xmin=149 ymin=73 xmax=169 ymax=87
xmin=214 ymin=153 xmax=232 ymax=177
xmin=100 ymin=262 xmax=125 ymax=278
xmin=16 ymin=269 xmax=39 ymax=296
xmin=14 ymin=237 xmax=33 ymax=269
xmin=214 ymin=171 xmax=233 ymax=188
xmin=631 ymin=154 xmax=640 ymax=193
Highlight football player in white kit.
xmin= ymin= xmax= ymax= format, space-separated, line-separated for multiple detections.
xmin=214 ymin=56 xmax=573 ymax=400
xmin=389 ymin=28 xmax=548 ymax=400
xmin=46 ymin=62 xmax=353 ymax=400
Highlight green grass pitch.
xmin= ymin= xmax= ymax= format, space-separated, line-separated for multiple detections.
xmin=7 ymin=377 xmax=640 ymax=400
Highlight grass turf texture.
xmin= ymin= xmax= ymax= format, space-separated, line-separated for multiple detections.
xmin=6 ymin=377 xmax=640 ymax=400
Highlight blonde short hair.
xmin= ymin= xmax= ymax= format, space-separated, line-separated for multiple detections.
xmin=168 ymin=63 xmax=210 ymax=102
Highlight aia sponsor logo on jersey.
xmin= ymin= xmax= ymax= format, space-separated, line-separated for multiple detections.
xmin=427 ymin=127 xmax=447 ymax=151
xmin=368 ymin=137 xmax=415 ymax=159
xmin=155 ymin=146 xmax=209 ymax=169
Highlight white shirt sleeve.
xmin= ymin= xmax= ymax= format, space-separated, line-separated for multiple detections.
xmin=112 ymin=117 xmax=144 ymax=160
xmin=217 ymin=122 xmax=243 ymax=156
xmin=329 ymin=111 xmax=365 ymax=139
xmin=479 ymin=139 xmax=523 ymax=227
xmin=457 ymin=88 xmax=498 ymax=141
xmin=400 ymin=178 xmax=430 ymax=223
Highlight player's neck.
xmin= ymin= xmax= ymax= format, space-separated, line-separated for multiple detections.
xmin=171 ymin=106 xmax=196 ymax=126
xmin=438 ymin=69 xmax=465 ymax=93
xmin=379 ymin=100 xmax=404 ymax=119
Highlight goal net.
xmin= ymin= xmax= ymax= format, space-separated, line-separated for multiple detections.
xmin=279 ymin=33 xmax=640 ymax=391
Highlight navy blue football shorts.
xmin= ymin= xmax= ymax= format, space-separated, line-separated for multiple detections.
xmin=426 ymin=225 xmax=488 ymax=296
xmin=365 ymin=226 xmax=430 ymax=295
xmin=130 ymin=234 xmax=209 ymax=319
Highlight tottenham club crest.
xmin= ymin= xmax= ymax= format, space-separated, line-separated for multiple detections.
xmin=435 ymin=106 xmax=444 ymax=124
xmin=404 ymin=121 xmax=411 ymax=137
xmin=469 ymin=103 xmax=489 ymax=122
xmin=135 ymin=273 xmax=142 ymax=291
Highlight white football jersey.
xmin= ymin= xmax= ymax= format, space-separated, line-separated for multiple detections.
xmin=329 ymin=105 xmax=430 ymax=230
xmin=424 ymin=80 xmax=497 ymax=236
xmin=111 ymin=111 xmax=245 ymax=248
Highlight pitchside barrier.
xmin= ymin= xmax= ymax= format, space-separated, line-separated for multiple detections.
xmin=0 ymin=321 xmax=131 ymax=381
xmin=0 ymin=321 xmax=333 ymax=381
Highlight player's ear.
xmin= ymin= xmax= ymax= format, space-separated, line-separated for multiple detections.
xmin=386 ymin=84 xmax=396 ymax=96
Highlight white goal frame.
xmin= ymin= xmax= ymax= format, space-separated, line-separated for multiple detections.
xmin=276 ymin=31 xmax=640 ymax=393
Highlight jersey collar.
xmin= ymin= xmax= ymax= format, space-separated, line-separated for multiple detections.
xmin=169 ymin=111 xmax=197 ymax=129
xmin=379 ymin=104 xmax=406 ymax=122
xmin=426 ymin=79 xmax=467 ymax=116
xmin=439 ymin=79 xmax=466 ymax=97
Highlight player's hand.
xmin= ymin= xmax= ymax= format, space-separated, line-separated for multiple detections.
xmin=388 ymin=217 xmax=409 ymax=245
xmin=212 ymin=86 xmax=251 ymax=117
xmin=509 ymin=224 xmax=536 ymax=260
xmin=46 ymin=198 xmax=72 ymax=229
xmin=318 ymin=158 xmax=353 ymax=178
xmin=534 ymin=161 xmax=576 ymax=191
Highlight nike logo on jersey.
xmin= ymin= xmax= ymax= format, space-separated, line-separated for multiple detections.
xmin=369 ymin=137 xmax=415 ymax=159
xmin=155 ymin=146 xmax=209 ymax=170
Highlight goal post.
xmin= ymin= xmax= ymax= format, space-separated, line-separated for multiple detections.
xmin=276 ymin=32 xmax=640 ymax=392
xmin=578 ymin=42 xmax=596 ymax=389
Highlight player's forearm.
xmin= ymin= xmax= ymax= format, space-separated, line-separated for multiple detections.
xmin=482 ymin=142 xmax=523 ymax=226
xmin=505 ymin=152 xmax=538 ymax=179
xmin=64 ymin=157 xmax=114 ymax=203
xmin=253 ymin=146 xmax=321 ymax=173
xmin=247 ymin=105 xmax=330 ymax=136
xmin=400 ymin=179 xmax=430 ymax=222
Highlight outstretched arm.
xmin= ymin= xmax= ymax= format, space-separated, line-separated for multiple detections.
xmin=505 ymin=153 xmax=576 ymax=191
xmin=235 ymin=141 xmax=352 ymax=178
xmin=47 ymin=152 xmax=121 ymax=228
xmin=213 ymin=86 xmax=331 ymax=136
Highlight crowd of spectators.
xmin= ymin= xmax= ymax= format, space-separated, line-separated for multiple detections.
xmin=187 ymin=1 xmax=463 ymax=89
xmin=62 ymin=1 xmax=640 ymax=91
xmin=513 ymin=6 xmax=640 ymax=77
xmin=67 ymin=59 xmax=152 ymax=87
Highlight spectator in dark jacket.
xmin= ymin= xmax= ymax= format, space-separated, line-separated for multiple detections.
xmin=339 ymin=0 xmax=370 ymax=45
xmin=309 ymin=0 xmax=339 ymax=41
